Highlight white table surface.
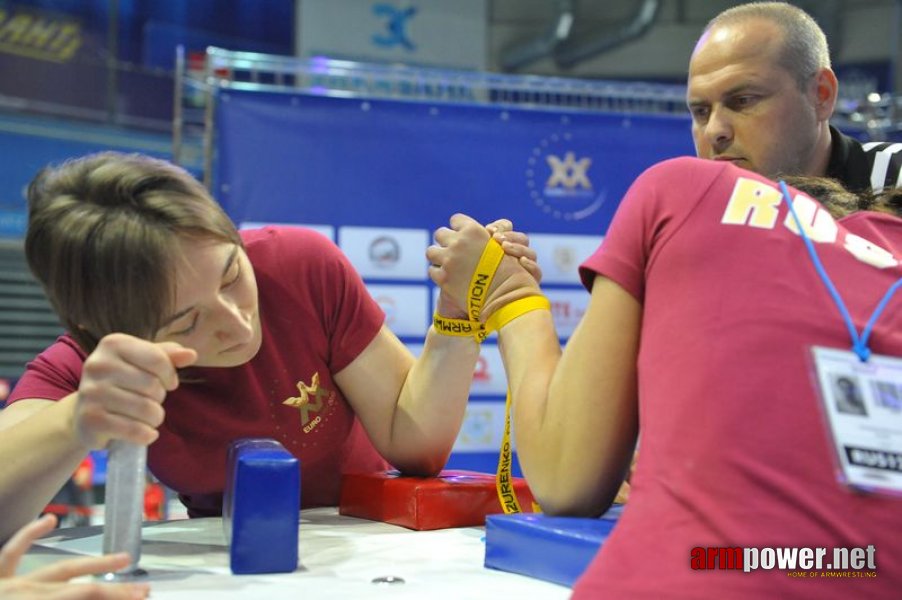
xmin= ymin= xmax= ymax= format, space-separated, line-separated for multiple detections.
xmin=21 ymin=507 xmax=571 ymax=599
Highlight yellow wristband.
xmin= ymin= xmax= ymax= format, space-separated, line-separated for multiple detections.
xmin=484 ymin=295 xmax=552 ymax=337
xmin=433 ymin=239 xmax=550 ymax=344
xmin=432 ymin=313 xmax=482 ymax=338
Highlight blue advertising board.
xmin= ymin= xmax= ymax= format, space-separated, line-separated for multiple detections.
xmin=215 ymin=89 xmax=693 ymax=234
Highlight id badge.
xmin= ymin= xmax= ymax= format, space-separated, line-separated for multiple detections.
xmin=810 ymin=346 xmax=902 ymax=497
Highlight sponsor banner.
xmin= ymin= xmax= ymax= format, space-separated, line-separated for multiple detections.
xmin=339 ymin=226 xmax=429 ymax=280
xmin=470 ymin=343 xmax=507 ymax=396
xmin=297 ymin=0 xmax=488 ymax=70
xmin=0 ymin=6 xmax=174 ymax=125
xmin=453 ymin=400 xmax=509 ymax=452
xmin=0 ymin=5 xmax=87 ymax=63
xmin=544 ymin=289 xmax=589 ymax=339
xmin=239 ymin=221 xmax=335 ymax=241
xmin=529 ymin=233 xmax=603 ymax=285
xmin=213 ymin=82 xmax=694 ymax=473
xmin=366 ymin=283 xmax=428 ymax=337
xmin=215 ymin=90 xmax=693 ymax=234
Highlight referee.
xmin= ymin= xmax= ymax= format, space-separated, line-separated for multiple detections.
xmin=687 ymin=2 xmax=901 ymax=193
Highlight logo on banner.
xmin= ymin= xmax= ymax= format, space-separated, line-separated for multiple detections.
xmin=459 ymin=407 xmax=494 ymax=447
xmin=553 ymin=245 xmax=578 ymax=273
xmin=0 ymin=8 xmax=83 ymax=62
xmin=368 ymin=236 xmax=401 ymax=268
xmin=374 ymin=294 xmax=397 ymax=325
xmin=473 ymin=355 xmax=491 ymax=382
xmin=527 ymin=131 xmax=605 ymax=221
xmin=547 ymin=152 xmax=592 ymax=189
xmin=551 ymin=299 xmax=584 ymax=328
xmin=372 ymin=4 xmax=417 ymax=51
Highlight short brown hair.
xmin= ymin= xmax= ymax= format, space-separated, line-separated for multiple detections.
xmin=783 ymin=175 xmax=902 ymax=219
xmin=782 ymin=175 xmax=860 ymax=219
xmin=25 ymin=152 xmax=241 ymax=353
xmin=704 ymin=2 xmax=831 ymax=90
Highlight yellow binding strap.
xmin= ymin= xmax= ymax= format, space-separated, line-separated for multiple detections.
xmin=432 ymin=238 xmax=550 ymax=515
xmin=466 ymin=238 xmax=504 ymax=322
xmin=483 ymin=295 xmax=551 ymax=340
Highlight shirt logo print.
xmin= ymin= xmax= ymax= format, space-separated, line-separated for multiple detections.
xmin=283 ymin=372 xmax=331 ymax=433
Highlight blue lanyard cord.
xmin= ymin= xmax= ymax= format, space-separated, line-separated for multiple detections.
xmin=861 ymin=278 xmax=902 ymax=350
xmin=779 ymin=180 xmax=902 ymax=362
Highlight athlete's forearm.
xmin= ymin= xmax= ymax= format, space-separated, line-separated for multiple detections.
xmin=0 ymin=395 xmax=91 ymax=543
xmin=495 ymin=311 xmax=571 ymax=507
xmin=390 ymin=329 xmax=480 ymax=475
xmin=499 ymin=303 xmax=638 ymax=517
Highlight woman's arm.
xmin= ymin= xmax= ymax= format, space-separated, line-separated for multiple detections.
xmin=335 ymin=218 xmax=539 ymax=476
xmin=0 ymin=397 xmax=88 ymax=543
xmin=0 ymin=335 xmax=196 ymax=543
xmin=500 ymin=275 xmax=640 ymax=516
xmin=334 ymin=324 xmax=478 ymax=476
xmin=427 ymin=213 xmax=640 ymax=516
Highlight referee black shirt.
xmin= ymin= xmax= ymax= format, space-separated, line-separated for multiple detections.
xmin=827 ymin=125 xmax=902 ymax=193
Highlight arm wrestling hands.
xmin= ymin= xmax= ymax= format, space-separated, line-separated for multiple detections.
xmin=428 ymin=214 xmax=543 ymax=320
xmin=428 ymin=214 xmax=635 ymax=509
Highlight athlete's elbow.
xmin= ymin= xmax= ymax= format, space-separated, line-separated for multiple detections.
xmin=526 ymin=467 xmax=621 ymax=518
xmin=390 ymin=448 xmax=449 ymax=478
xmin=533 ymin=484 xmax=615 ymax=518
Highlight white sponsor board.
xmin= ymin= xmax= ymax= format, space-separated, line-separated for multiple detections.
xmin=340 ymin=226 xmax=429 ymax=280
xmin=545 ymin=288 xmax=589 ymax=339
xmin=298 ymin=0 xmax=488 ymax=70
xmin=453 ymin=400 xmax=513 ymax=453
xmin=367 ymin=283 xmax=429 ymax=337
xmin=529 ymin=233 xmax=603 ymax=284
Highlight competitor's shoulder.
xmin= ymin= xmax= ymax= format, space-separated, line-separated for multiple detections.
xmin=634 ymin=156 xmax=745 ymax=195
xmin=640 ymin=156 xmax=734 ymax=178
xmin=37 ymin=334 xmax=86 ymax=362
xmin=240 ymin=225 xmax=339 ymax=257
xmin=240 ymin=225 xmax=349 ymax=279
xmin=240 ymin=225 xmax=335 ymax=246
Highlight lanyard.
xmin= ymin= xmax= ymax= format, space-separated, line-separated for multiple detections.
xmin=779 ymin=180 xmax=902 ymax=362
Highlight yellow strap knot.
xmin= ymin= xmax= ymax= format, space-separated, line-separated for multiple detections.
xmin=433 ymin=239 xmax=550 ymax=343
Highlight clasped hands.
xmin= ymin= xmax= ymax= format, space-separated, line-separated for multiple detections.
xmin=427 ymin=214 xmax=542 ymax=322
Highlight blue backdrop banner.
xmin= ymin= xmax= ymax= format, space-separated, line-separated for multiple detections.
xmin=215 ymin=89 xmax=694 ymax=235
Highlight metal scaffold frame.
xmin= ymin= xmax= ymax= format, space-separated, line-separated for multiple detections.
xmin=173 ymin=46 xmax=902 ymax=186
xmin=173 ymin=46 xmax=688 ymax=185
